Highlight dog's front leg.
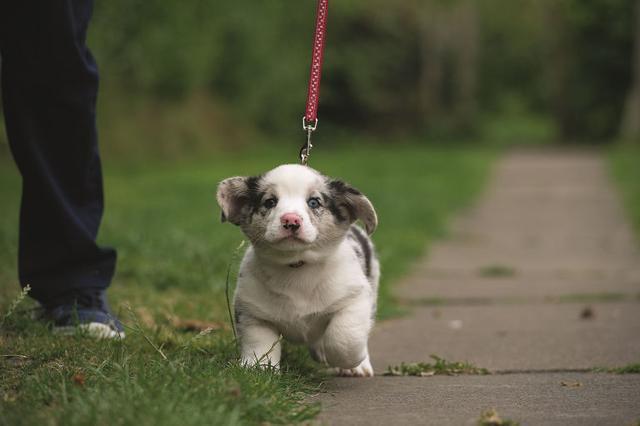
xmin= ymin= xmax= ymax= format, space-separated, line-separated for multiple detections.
xmin=321 ymin=298 xmax=374 ymax=377
xmin=238 ymin=320 xmax=282 ymax=369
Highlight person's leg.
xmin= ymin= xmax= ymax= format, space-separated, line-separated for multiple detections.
xmin=0 ymin=1 xmax=117 ymax=309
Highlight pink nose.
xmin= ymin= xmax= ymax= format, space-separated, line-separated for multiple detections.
xmin=281 ymin=213 xmax=303 ymax=231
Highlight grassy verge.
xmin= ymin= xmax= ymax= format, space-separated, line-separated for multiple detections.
xmin=384 ymin=355 xmax=489 ymax=377
xmin=0 ymin=143 xmax=495 ymax=424
xmin=610 ymin=144 xmax=640 ymax=238
xmin=593 ymin=363 xmax=640 ymax=374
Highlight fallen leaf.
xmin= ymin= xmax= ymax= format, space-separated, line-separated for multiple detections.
xmin=560 ymin=381 xmax=582 ymax=388
xmin=580 ymin=306 xmax=595 ymax=320
xmin=72 ymin=373 xmax=86 ymax=387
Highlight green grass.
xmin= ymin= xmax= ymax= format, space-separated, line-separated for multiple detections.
xmin=0 ymin=143 xmax=495 ymax=425
xmin=1 ymin=309 xmax=322 ymax=425
xmin=477 ymin=408 xmax=520 ymax=426
xmin=384 ymin=355 xmax=490 ymax=377
xmin=548 ymin=292 xmax=628 ymax=304
xmin=478 ymin=264 xmax=517 ymax=278
xmin=593 ymin=363 xmax=640 ymax=374
xmin=610 ymin=144 xmax=640 ymax=238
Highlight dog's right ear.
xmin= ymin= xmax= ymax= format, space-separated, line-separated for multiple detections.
xmin=216 ymin=176 xmax=254 ymax=225
xmin=327 ymin=179 xmax=378 ymax=235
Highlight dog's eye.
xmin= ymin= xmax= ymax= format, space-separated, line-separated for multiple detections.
xmin=307 ymin=197 xmax=321 ymax=209
xmin=263 ymin=198 xmax=278 ymax=209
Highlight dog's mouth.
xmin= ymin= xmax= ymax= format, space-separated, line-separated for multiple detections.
xmin=270 ymin=234 xmax=314 ymax=248
xmin=277 ymin=234 xmax=309 ymax=243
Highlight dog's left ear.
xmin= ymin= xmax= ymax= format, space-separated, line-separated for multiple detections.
xmin=216 ymin=176 xmax=257 ymax=225
xmin=328 ymin=180 xmax=378 ymax=235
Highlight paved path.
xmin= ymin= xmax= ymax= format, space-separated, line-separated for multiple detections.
xmin=314 ymin=150 xmax=640 ymax=425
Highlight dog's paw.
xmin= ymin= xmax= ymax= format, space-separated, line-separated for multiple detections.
xmin=334 ymin=357 xmax=374 ymax=377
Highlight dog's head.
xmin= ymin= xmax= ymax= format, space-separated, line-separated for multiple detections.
xmin=216 ymin=164 xmax=377 ymax=252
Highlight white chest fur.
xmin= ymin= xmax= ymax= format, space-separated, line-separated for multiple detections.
xmin=234 ymin=242 xmax=369 ymax=344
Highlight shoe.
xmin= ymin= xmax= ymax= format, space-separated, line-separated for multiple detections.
xmin=40 ymin=291 xmax=125 ymax=339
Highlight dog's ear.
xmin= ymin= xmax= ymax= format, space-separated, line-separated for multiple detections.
xmin=327 ymin=180 xmax=378 ymax=235
xmin=216 ymin=176 xmax=259 ymax=225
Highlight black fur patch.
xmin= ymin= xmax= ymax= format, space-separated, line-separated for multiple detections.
xmin=243 ymin=175 xmax=269 ymax=221
xmin=245 ymin=176 xmax=263 ymax=209
xmin=350 ymin=225 xmax=372 ymax=277
xmin=322 ymin=192 xmax=347 ymax=222
xmin=221 ymin=176 xmax=262 ymax=225
xmin=324 ymin=180 xmax=362 ymax=224
xmin=328 ymin=180 xmax=362 ymax=196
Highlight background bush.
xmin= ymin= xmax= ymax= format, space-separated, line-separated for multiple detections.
xmin=0 ymin=0 xmax=636 ymax=155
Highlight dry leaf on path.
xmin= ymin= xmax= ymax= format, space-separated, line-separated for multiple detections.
xmin=560 ymin=381 xmax=583 ymax=388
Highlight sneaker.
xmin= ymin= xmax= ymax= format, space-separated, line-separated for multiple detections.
xmin=40 ymin=291 xmax=125 ymax=339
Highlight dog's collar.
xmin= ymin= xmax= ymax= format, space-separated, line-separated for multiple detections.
xmin=288 ymin=260 xmax=305 ymax=268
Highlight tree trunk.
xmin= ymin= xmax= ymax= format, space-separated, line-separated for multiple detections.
xmin=452 ymin=0 xmax=478 ymax=132
xmin=547 ymin=1 xmax=573 ymax=142
xmin=418 ymin=3 xmax=445 ymax=129
xmin=417 ymin=0 xmax=478 ymax=132
xmin=620 ymin=0 xmax=640 ymax=142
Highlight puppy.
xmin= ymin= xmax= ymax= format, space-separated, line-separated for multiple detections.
xmin=216 ymin=164 xmax=379 ymax=377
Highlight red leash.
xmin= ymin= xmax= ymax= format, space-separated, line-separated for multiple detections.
xmin=300 ymin=0 xmax=329 ymax=165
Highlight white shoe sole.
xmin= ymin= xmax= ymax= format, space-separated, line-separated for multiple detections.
xmin=53 ymin=322 xmax=125 ymax=339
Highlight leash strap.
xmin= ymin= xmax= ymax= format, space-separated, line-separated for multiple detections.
xmin=300 ymin=0 xmax=329 ymax=165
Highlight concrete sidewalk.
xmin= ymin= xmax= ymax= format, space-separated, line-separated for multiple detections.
xmin=314 ymin=150 xmax=640 ymax=425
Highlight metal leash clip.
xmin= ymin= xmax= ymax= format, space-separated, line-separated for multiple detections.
xmin=300 ymin=116 xmax=318 ymax=166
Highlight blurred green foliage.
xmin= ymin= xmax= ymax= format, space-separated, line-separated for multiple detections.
xmin=82 ymin=0 xmax=635 ymax=145
xmin=560 ymin=0 xmax=635 ymax=140
xmin=0 ymin=1 xmax=633 ymax=150
xmin=90 ymin=1 xmax=313 ymax=136
xmin=611 ymin=144 xmax=640 ymax=237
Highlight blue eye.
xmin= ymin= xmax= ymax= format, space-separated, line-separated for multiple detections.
xmin=307 ymin=197 xmax=321 ymax=209
xmin=263 ymin=198 xmax=278 ymax=209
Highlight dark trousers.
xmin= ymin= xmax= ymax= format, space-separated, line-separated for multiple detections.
xmin=0 ymin=0 xmax=116 ymax=306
